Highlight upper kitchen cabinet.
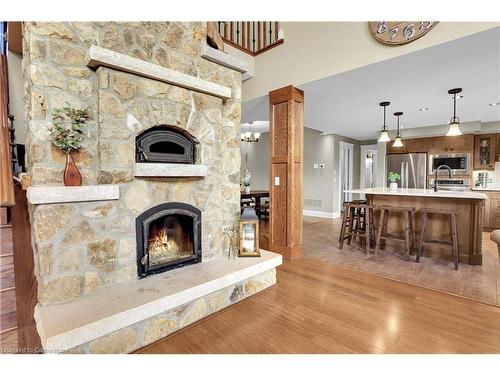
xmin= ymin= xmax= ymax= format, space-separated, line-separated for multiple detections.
xmin=405 ymin=138 xmax=428 ymax=153
xmin=428 ymin=134 xmax=474 ymax=154
xmin=474 ymin=134 xmax=496 ymax=170
xmin=386 ymin=137 xmax=428 ymax=154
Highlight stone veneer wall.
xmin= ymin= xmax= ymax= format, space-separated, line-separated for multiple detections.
xmin=23 ymin=22 xmax=242 ymax=304
xmin=65 ymin=269 xmax=275 ymax=353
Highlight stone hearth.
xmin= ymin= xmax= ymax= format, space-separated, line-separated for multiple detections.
xmin=22 ymin=22 xmax=270 ymax=353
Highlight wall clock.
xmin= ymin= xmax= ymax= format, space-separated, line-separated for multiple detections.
xmin=368 ymin=21 xmax=438 ymax=45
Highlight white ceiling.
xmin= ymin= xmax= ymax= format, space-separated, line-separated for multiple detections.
xmin=242 ymin=27 xmax=500 ymax=140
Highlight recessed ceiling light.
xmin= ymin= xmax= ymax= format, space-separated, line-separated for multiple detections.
xmin=419 ymin=107 xmax=429 ymax=112
xmin=489 ymin=102 xmax=500 ymax=106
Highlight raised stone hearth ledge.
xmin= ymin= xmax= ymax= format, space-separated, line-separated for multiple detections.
xmin=35 ymin=250 xmax=282 ymax=353
xmin=27 ymin=185 xmax=120 ymax=205
xmin=134 ymin=163 xmax=208 ymax=177
xmin=85 ymin=45 xmax=232 ymax=99
xmin=201 ymin=44 xmax=249 ymax=73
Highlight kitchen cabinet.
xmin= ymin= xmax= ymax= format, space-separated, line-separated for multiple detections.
xmin=386 ymin=137 xmax=428 ymax=154
xmin=484 ymin=192 xmax=491 ymax=227
xmin=481 ymin=191 xmax=500 ymax=229
xmin=406 ymin=138 xmax=428 ymax=153
xmin=428 ymin=134 xmax=474 ymax=154
xmin=474 ymin=134 xmax=496 ymax=170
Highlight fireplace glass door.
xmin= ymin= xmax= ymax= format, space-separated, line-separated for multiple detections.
xmin=136 ymin=203 xmax=201 ymax=278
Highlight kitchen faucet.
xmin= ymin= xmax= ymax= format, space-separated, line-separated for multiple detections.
xmin=434 ymin=165 xmax=452 ymax=192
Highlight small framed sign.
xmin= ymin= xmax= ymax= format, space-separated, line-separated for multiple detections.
xmin=239 ymin=208 xmax=261 ymax=257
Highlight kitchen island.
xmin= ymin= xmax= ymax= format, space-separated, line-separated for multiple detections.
xmin=344 ymin=188 xmax=487 ymax=265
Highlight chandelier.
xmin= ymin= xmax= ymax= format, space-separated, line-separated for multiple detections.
xmin=241 ymin=122 xmax=261 ymax=143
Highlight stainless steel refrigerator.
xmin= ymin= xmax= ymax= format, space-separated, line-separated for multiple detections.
xmin=386 ymin=153 xmax=427 ymax=188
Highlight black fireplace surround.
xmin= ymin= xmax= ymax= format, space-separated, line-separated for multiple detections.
xmin=136 ymin=202 xmax=202 ymax=278
xmin=136 ymin=126 xmax=197 ymax=164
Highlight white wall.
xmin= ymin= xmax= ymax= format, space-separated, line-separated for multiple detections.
xmin=7 ymin=52 xmax=25 ymax=144
xmin=243 ymin=22 xmax=500 ymax=102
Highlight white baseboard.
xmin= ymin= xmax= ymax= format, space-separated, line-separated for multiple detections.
xmin=303 ymin=210 xmax=340 ymax=219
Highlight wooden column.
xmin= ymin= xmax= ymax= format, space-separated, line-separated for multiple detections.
xmin=12 ymin=183 xmax=42 ymax=352
xmin=1 ymin=55 xmax=15 ymax=207
xmin=269 ymin=86 xmax=304 ymax=260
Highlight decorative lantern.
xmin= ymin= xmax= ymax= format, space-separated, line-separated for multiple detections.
xmin=239 ymin=207 xmax=261 ymax=257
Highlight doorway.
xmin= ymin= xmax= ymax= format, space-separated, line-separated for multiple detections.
xmin=360 ymin=144 xmax=378 ymax=189
xmin=338 ymin=141 xmax=354 ymax=212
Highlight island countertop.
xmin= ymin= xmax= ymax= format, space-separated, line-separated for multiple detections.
xmin=345 ymin=187 xmax=487 ymax=200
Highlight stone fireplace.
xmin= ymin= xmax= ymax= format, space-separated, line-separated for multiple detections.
xmin=136 ymin=202 xmax=201 ymax=278
xmin=22 ymin=21 xmax=281 ymax=354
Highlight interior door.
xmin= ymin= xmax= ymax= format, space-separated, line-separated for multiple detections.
xmin=339 ymin=142 xmax=353 ymax=211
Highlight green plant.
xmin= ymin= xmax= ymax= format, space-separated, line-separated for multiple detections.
xmin=49 ymin=102 xmax=89 ymax=154
xmin=388 ymin=172 xmax=401 ymax=183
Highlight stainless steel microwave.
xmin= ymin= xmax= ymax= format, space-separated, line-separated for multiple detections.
xmin=428 ymin=153 xmax=471 ymax=176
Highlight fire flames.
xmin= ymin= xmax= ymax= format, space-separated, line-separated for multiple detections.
xmin=148 ymin=229 xmax=180 ymax=265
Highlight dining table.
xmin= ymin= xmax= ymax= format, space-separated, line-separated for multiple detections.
xmin=241 ymin=190 xmax=269 ymax=212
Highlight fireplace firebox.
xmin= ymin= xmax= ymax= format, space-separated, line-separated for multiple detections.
xmin=136 ymin=202 xmax=201 ymax=278
xmin=136 ymin=126 xmax=197 ymax=164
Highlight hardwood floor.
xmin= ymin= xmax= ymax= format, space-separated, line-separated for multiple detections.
xmin=3 ymin=215 xmax=499 ymax=354
xmin=300 ymin=216 xmax=500 ymax=306
xmin=0 ymin=225 xmax=18 ymax=353
xmin=139 ymin=257 xmax=500 ymax=353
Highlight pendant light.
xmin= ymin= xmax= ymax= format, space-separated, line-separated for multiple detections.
xmin=446 ymin=88 xmax=463 ymax=136
xmin=378 ymin=101 xmax=391 ymax=143
xmin=392 ymin=111 xmax=404 ymax=148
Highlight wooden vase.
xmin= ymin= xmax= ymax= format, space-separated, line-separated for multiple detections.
xmin=63 ymin=153 xmax=82 ymax=186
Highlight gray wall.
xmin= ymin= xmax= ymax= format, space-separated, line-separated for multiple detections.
xmin=303 ymin=128 xmax=335 ymax=212
xmin=240 ymin=127 xmax=361 ymax=214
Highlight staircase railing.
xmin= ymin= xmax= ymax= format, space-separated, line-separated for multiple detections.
xmin=218 ymin=22 xmax=283 ymax=56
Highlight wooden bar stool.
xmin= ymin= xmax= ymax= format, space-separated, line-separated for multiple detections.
xmin=375 ymin=206 xmax=415 ymax=260
xmin=417 ymin=208 xmax=459 ymax=270
xmin=339 ymin=202 xmax=375 ymax=254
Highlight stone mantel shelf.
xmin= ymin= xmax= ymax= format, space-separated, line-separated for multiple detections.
xmin=134 ymin=163 xmax=208 ymax=177
xmin=27 ymin=185 xmax=120 ymax=205
xmin=35 ymin=250 xmax=282 ymax=352
xmin=201 ymin=44 xmax=249 ymax=74
xmin=85 ymin=45 xmax=232 ymax=99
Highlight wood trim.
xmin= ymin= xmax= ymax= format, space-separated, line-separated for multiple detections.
xmin=0 ymin=55 xmax=15 ymax=207
xmin=269 ymin=85 xmax=304 ymax=260
xmin=12 ymin=183 xmax=42 ymax=352
xmin=7 ymin=22 xmax=22 ymax=55
xmin=222 ymin=33 xmax=284 ymax=57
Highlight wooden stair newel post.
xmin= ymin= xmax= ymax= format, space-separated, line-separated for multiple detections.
xmin=269 ymin=86 xmax=304 ymax=259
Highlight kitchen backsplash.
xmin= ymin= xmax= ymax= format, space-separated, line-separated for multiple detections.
xmin=472 ymin=162 xmax=500 ymax=187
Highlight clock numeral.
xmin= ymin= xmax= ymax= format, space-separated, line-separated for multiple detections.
xmin=419 ymin=21 xmax=434 ymax=30
xmin=403 ymin=23 xmax=416 ymax=39
xmin=388 ymin=26 xmax=398 ymax=40
xmin=377 ymin=22 xmax=387 ymax=34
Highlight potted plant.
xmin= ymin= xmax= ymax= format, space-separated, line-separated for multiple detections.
xmin=49 ymin=102 xmax=89 ymax=186
xmin=388 ymin=172 xmax=400 ymax=191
